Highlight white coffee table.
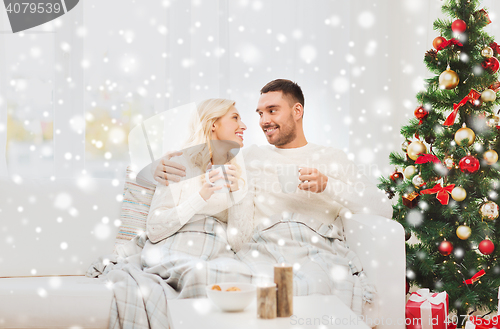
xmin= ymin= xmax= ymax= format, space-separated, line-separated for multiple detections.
xmin=168 ymin=294 xmax=370 ymax=329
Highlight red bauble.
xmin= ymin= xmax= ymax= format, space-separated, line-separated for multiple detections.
xmin=452 ymin=19 xmax=467 ymax=33
xmin=459 ymin=156 xmax=480 ymax=173
xmin=482 ymin=57 xmax=500 ymax=74
xmin=433 ymin=36 xmax=447 ymax=50
xmin=478 ymin=239 xmax=495 ymax=255
xmin=390 ymin=171 xmax=404 ymax=182
xmin=439 ymin=241 xmax=453 ymax=256
xmin=414 ymin=106 xmax=429 ymax=120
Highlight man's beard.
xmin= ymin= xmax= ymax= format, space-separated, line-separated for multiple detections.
xmin=263 ymin=116 xmax=297 ymax=147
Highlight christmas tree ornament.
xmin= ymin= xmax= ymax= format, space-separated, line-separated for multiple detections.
xmin=420 ymin=183 xmax=455 ymax=205
xmin=481 ymin=46 xmax=494 ymax=58
xmin=482 ymin=57 xmax=500 ymax=74
xmin=463 ymin=269 xmax=486 ymax=285
xmin=454 ymin=124 xmax=475 ymax=146
xmin=402 ymin=191 xmax=419 ymax=209
xmin=425 ymin=49 xmax=438 ymax=62
xmin=390 ymin=171 xmax=404 ymax=183
xmin=478 ymin=239 xmax=495 ymax=255
xmin=439 ymin=66 xmax=460 ymax=89
xmin=479 ymin=201 xmax=499 ymax=220
xmin=486 ymin=114 xmax=500 ymax=128
xmin=451 ymin=186 xmax=467 ymax=201
xmin=405 ymin=230 xmax=412 ymax=241
xmin=451 ymin=19 xmax=467 ymax=33
xmin=481 ymin=89 xmax=497 ymax=102
xmin=489 ymin=81 xmax=500 ymax=92
xmin=456 ymin=225 xmax=471 ymax=240
xmin=404 ymin=165 xmax=417 ymax=179
xmin=483 ymin=149 xmax=498 ymax=165
xmin=474 ymin=9 xmax=492 ymax=25
xmin=406 ymin=280 xmax=410 ymax=295
xmin=438 ymin=240 xmax=453 ymax=256
xmin=433 ymin=36 xmax=447 ymax=50
xmin=407 ymin=141 xmax=427 ymax=161
xmin=459 ymin=155 xmax=480 ymax=173
xmin=490 ymin=42 xmax=500 ymax=55
xmin=402 ymin=140 xmax=410 ymax=152
xmin=412 ymin=174 xmax=425 ymax=188
xmin=414 ymin=106 xmax=429 ymax=123
xmin=444 ymin=156 xmax=455 ymax=169
xmin=443 ymin=89 xmax=481 ymax=126
xmin=425 ymin=135 xmax=436 ymax=144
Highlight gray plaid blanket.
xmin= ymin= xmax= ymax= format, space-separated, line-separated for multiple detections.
xmin=87 ymin=214 xmax=374 ymax=328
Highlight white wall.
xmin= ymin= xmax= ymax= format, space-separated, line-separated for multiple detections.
xmin=1 ymin=0 xmax=500 ymax=184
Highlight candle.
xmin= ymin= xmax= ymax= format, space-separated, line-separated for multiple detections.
xmin=274 ymin=263 xmax=293 ymax=317
xmin=256 ymin=282 xmax=277 ymax=319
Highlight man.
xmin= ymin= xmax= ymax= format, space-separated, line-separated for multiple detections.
xmin=153 ymin=80 xmax=392 ymax=245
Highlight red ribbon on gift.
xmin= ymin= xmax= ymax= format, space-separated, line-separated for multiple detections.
xmin=415 ymin=154 xmax=441 ymax=164
xmin=436 ymin=38 xmax=463 ymax=51
xmin=443 ymin=90 xmax=481 ymax=126
xmin=490 ymin=42 xmax=500 ymax=55
xmin=463 ymin=269 xmax=486 ymax=285
xmin=420 ymin=184 xmax=455 ymax=205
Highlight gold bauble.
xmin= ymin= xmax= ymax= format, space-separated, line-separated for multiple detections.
xmin=439 ymin=68 xmax=460 ymax=90
xmin=486 ymin=114 xmax=500 ymax=128
xmin=451 ymin=186 xmax=467 ymax=201
xmin=403 ymin=165 xmax=417 ymax=179
xmin=456 ymin=225 xmax=471 ymax=240
xmin=483 ymin=149 xmax=499 ymax=165
xmin=407 ymin=141 xmax=427 ymax=161
xmin=481 ymin=89 xmax=497 ymax=102
xmin=482 ymin=46 xmax=494 ymax=58
xmin=454 ymin=124 xmax=475 ymax=146
xmin=402 ymin=140 xmax=410 ymax=152
xmin=480 ymin=201 xmax=499 ymax=220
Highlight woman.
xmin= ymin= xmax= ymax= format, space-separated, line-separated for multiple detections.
xmin=145 ymin=98 xmax=247 ymax=244
xmin=141 ymin=100 xmax=254 ymax=298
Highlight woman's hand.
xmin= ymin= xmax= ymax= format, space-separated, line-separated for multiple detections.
xmin=223 ymin=165 xmax=239 ymax=192
xmin=199 ymin=167 xmax=224 ymax=201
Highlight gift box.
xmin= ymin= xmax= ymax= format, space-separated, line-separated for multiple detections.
xmin=406 ymin=289 xmax=449 ymax=329
xmin=464 ymin=315 xmax=499 ymax=329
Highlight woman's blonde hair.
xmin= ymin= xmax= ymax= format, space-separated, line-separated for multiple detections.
xmin=183 ymin=99 xmax=243 ymax=184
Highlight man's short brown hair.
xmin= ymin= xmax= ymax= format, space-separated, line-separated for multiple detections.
xmin=260 ymin=79 xmax=305 ymax=110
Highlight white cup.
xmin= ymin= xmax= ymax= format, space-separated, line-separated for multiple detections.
xmin=276 ymin=164 xmax=300 ymax=194
xmin=205 ymin=165 xmax=230 ymax=193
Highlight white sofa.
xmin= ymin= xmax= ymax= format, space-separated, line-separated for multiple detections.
xmin=0 ymin=177 xmax=405 ymax=329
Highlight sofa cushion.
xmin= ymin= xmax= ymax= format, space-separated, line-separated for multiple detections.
xmin=114 ymin=167 xmax=156 ymax=250
xmin=0 ymin=276 xmax=112 ymax=329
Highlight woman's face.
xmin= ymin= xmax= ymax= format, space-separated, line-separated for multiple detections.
xmin=212 ymin=106 xmax=247 ymax=147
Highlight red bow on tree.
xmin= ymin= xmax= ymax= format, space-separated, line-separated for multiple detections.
xmin=436 ymin=38 xmax=463 ymax=51
xmin=443 ymin=90 xmax=481 ymax=126
xmin=490 ymin=42 xmax=500 ymax=55
xmin=415 ymin=154 xmax=441 ymax=164
xmin=420 ymin=183 xmax=455 ymax=205
xmin=463 ymin=269 xmax=486 ymax=285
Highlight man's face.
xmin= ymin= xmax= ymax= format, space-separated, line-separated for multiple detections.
xmin=256 ymin=91 xmax=297 ymax=147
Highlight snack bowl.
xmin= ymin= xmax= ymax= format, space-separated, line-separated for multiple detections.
xmin=206 ymin=282 xmax=256 ymax=312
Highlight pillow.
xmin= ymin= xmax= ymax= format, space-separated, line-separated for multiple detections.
xmin=114 ymin=166 xmax=156 ymax=249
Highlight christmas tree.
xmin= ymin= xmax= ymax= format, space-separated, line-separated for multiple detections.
xmin=378 ymin=0 xmax=500 ymax=319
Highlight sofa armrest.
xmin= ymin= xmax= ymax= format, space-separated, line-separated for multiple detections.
xmin=339 ymin=209 xmax=405 ymax=329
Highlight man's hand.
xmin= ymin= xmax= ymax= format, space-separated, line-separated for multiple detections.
xmin=153 ymin=151 xmax=186 ymax=186
xmin=298 ymin=167 xmax=328 ymax=193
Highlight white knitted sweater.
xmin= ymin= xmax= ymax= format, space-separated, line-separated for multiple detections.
xmin=227 ymin=143 xmax=393 ymax=252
